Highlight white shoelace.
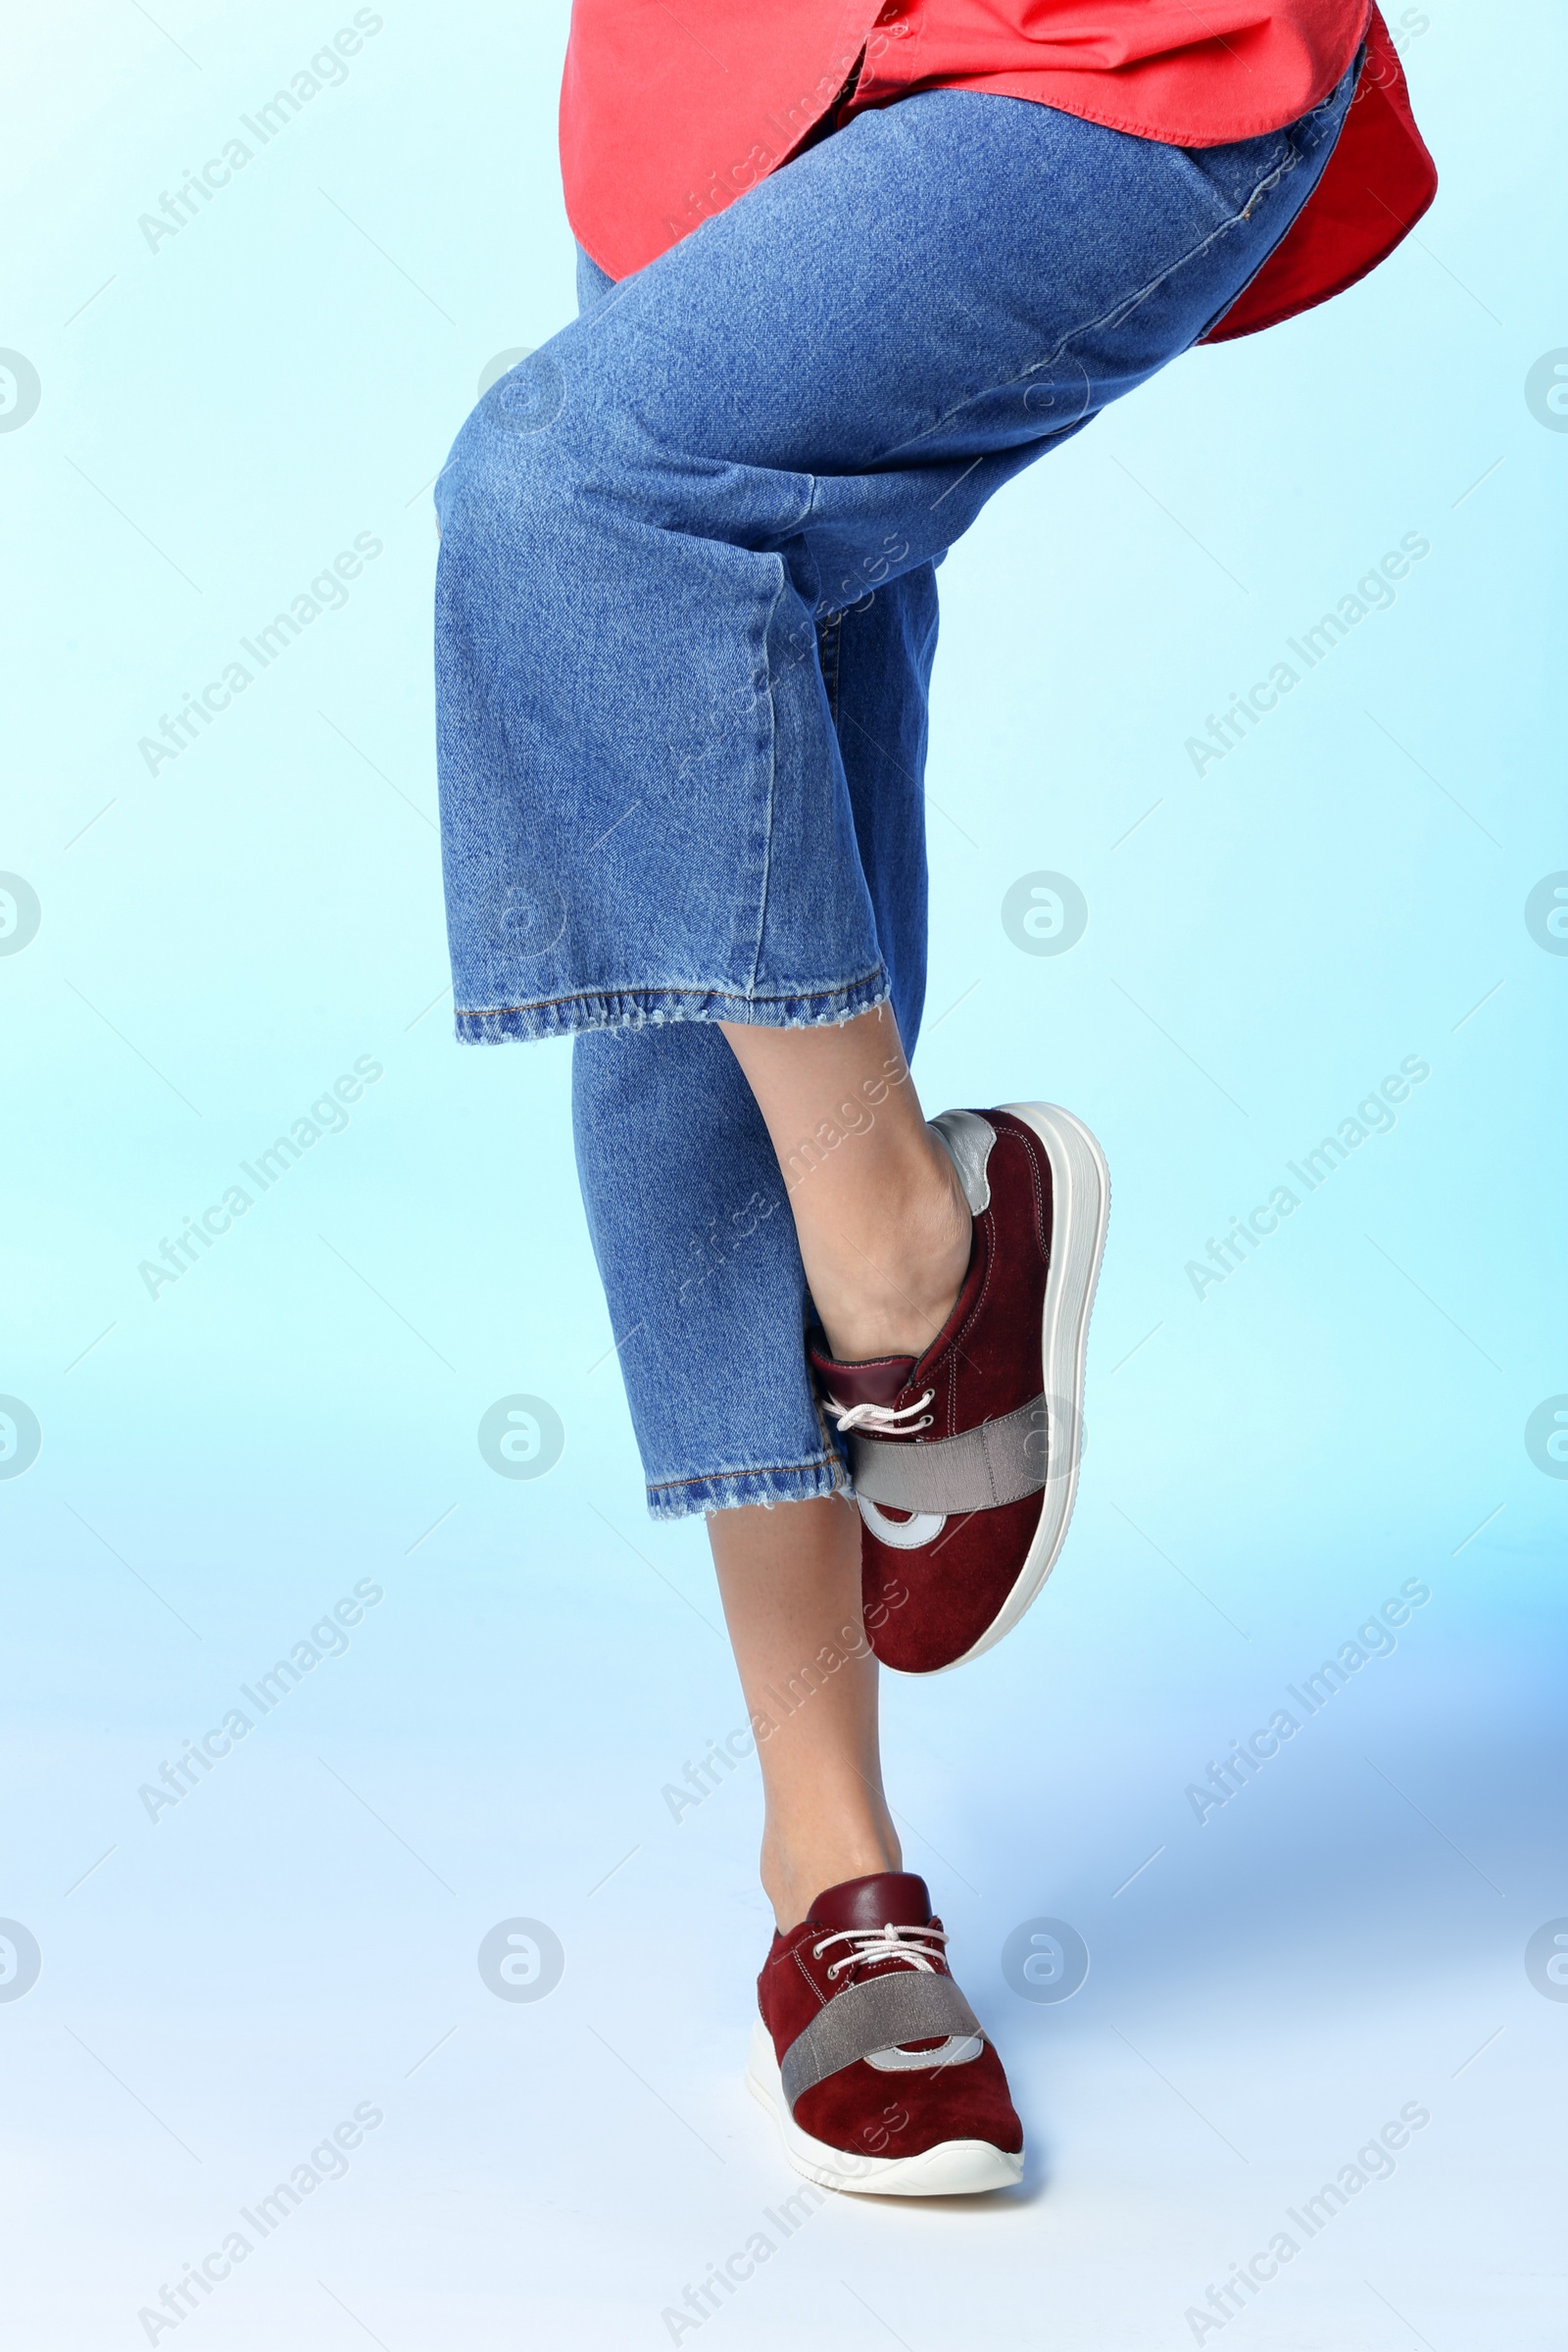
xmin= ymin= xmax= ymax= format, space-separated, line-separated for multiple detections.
xmin=826 ymin=1389 xmax=935 ymax=1438
xmin=809 ymin=1921 xmax=950 ymax=1982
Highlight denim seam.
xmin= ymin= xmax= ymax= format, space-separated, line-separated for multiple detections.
xmin=744 ymin=555 xmax=794 ymax=999
xmin=458 ymin=969 xmax=886 ymax=1017
xmin=454 ymin=971 xmax=892 ymax=1046
xmin=877 ymin=138 xmax=1309 ymax=469
xmin=648 ymin=1451 xmax=844 ymax=1494
xmin=817 ymin=610 xmax=844 ymax=724
xmin=648 ymin=1461 xmax=850 ymax=1520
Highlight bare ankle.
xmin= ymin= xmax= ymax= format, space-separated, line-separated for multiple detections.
xmin=813 ymin=1148 xmax=971 ymax=1363
xmin=761 ymin=1828 xmax=904 ymax=1935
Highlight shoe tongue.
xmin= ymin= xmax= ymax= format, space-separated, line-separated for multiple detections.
xmin=807 ymin=1871 xmax=933 ymax=1930
xmin=806 ymin=1343 xmax=916 ymax=1410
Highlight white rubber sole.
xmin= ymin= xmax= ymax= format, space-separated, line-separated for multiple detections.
xmin=745 ymin=2019 xmax=1023 ymax=2197
xmin=934 ymin=1100 xmax=1110 ymax=1675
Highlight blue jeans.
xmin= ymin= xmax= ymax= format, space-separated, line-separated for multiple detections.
xmin=433 ymin=68 xmax=1356 ymax=1517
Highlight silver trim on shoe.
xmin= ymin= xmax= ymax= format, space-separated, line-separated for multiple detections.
xmin=928 ymin=1108 xmax=995 ymax=1213
xmin=856 ymin=1499 xmax=946 ymax=1549
xmin=863 ymin=2034 xmax=985 ymax=2073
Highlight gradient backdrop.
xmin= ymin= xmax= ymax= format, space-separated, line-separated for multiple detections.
xmin=3 ymin=2 xmax=1565 ymax=2345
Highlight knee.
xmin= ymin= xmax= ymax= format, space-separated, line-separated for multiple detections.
xmin=433 ymin=345 xmax=580 ymax=562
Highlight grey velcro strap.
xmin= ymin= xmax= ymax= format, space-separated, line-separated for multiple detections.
xmin=780 ymin=1974 xmax=982 ymax=2112
xmin=849 ymin=1395 xmax=1047 ymax=1514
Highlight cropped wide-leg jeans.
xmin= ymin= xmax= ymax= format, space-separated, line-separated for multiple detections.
xmin=432 ymin=68 xmax=1357 ymax=1517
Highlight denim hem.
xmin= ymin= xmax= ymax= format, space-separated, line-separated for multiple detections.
xmin=646 ymin=1454 xmax=850 ymax=1521
xmin=455 ymin=970 xmax=890 ymax=1047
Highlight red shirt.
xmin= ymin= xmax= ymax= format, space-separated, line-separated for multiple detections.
xmin=561 ymin=1 xmax=1435 ymax=342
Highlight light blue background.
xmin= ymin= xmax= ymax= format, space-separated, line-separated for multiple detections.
xmin=3 ymin=3 xmax=1563 ymax=2345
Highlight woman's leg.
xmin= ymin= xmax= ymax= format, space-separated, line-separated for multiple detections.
xmin=572 ymin=558 xmax=943 ymax=1924
xmin=437 ymin=87 xmax=1352 ymax=1069
xmin=458 ymin=62 xmax=1352 ymax=1837
xmin=448 ymin=77 xmax=1359 ymax=1544
xmin=440 ymin=71 xmax=1360 ymax=2183
xmin=568 ymin=539 xmax=948 ymax=1517
xmin=710 ymin=1494 xmax=900 ymax=1931
xmin=719 ymin=1002 xmax=969 ymax=1365
xmin=564 ymin=254 xmax=945 ymax=1521
xmin=704 ymin=564 xmax=947 ymax=1931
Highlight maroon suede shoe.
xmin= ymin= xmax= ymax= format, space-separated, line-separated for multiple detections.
xmin=748 ymin=1870 xmax=1023 ymax=2195
xmin=810 ymin=1103 xmax=1108 ymax=1675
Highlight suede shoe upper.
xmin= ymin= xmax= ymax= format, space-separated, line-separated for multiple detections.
xmin=758 ymin=1871 xmax=1023 ymax=2162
